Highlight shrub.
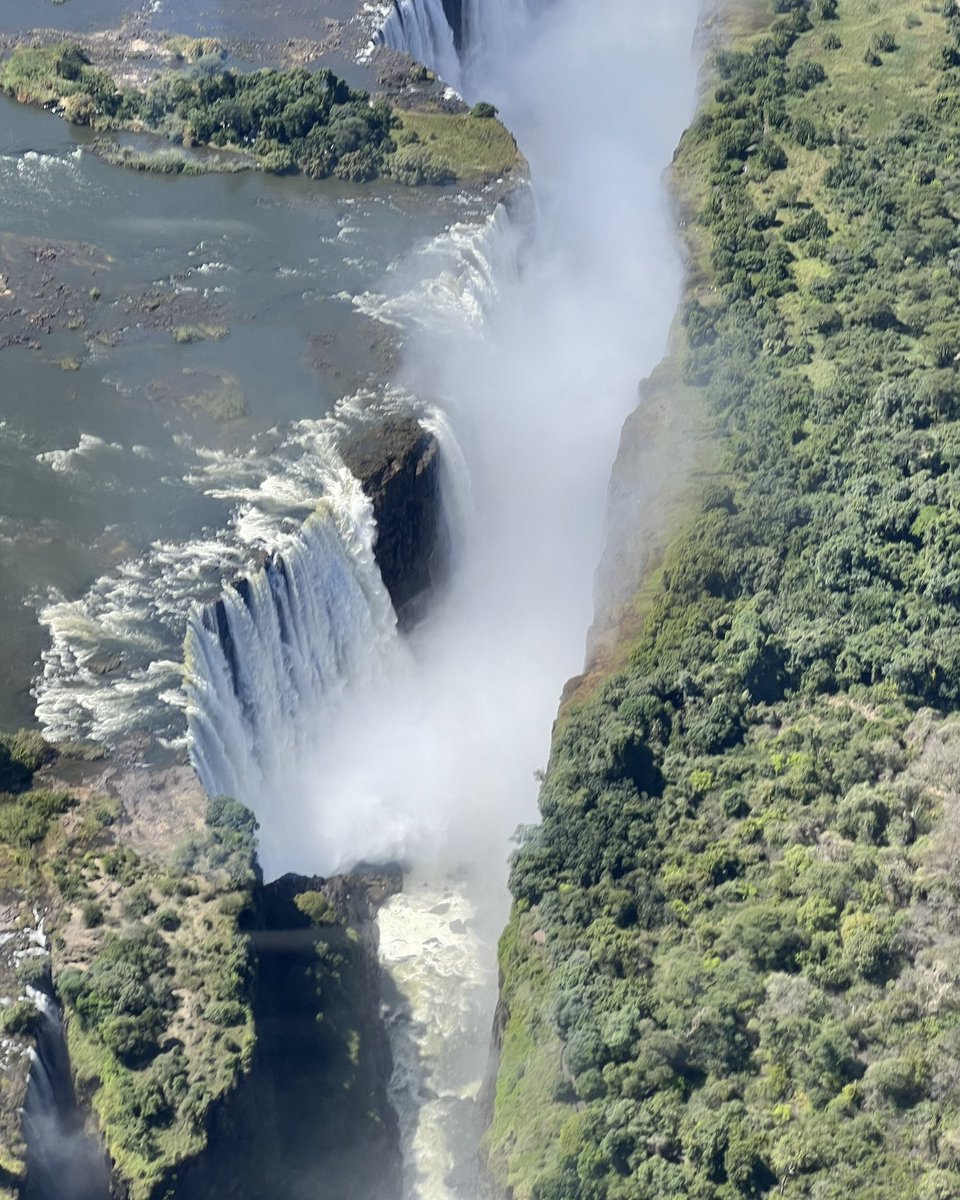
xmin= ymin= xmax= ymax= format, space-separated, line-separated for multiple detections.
xmin=789 ymin=59 xmax=827 ymax=91
xmin=864 ymin=1055 xmax=928 ymax=1107
xmin=122 ymin=887 xmax=155 ymax=920
xmin=387 ymin=145 xmax=454 ymax=186
xmin=204 ymin=1000 xmax=246 ymax=1026
xmin=16 ymin=956 xmax=49 ymax=989
xmin=294 ymin=890 xmax=337 ymax=926
xmin=870 ymin=31 xmax=898 ymax=54
xmin=0 ymin=1000 xmax=39 ymax=1036
xmin=155 ymin=908 xmax=181 ymax=932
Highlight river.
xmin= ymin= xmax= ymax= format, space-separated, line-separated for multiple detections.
xmin=2 ymin=0 xmax=699 ymax=1194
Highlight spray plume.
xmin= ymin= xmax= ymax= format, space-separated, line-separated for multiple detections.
xmin=188 ymin=0 xmax=700 ymax=887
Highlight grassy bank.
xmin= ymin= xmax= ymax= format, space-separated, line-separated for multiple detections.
xmin=486 ymin=1 xmax=960 ymax=1197
xmin=0 ymin=42 xmax=522 ymax=186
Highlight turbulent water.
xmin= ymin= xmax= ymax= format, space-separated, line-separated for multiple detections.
xmin=5 ymin=0 xmax=699 ymax=1193
xmin=378 ymin=873 xmax=500 ymax=1200
xmin=185 ymin=0 xmax=700 ymax=1194
xmin=0 ymin=90 xmax=477 ymax=736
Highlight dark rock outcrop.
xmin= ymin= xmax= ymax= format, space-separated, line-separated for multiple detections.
xmin=173 ymin=865 xmax=403 ymax=1200
xmin=440 ymin=0 xmax=463 ymax=50
xmin=342 ymin=415 xmax=446 ymax=627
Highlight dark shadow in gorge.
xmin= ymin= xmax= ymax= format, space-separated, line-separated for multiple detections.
xmin=174 ymin=866 xmax=405 ymax=1200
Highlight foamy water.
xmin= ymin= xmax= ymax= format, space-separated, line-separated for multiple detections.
xmin=379 ymin=874 xmax=501 ymax=1200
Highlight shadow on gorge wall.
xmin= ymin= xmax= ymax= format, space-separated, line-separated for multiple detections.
xmin=174 ymin=868 xmax=403 ymax=1200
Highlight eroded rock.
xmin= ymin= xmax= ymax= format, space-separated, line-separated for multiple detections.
xmin=342 ymin=415 xmax=446 ymax=627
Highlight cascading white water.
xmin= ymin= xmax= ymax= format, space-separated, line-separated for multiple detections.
xmin=378 ymin=874 xmax=499 ymax=1200
xmin=373 ymin=0 xmax=538 ymax=94
xmin=185 ymin=472 xmax=400 ymax=872
xmin=185 ymin=0 xmax=699 ymax=1195
xmin=375 ymin=0 xmax=462 ymax=91
xmin=21 ymin=986 xmax=109 ymax=1200
xmin=184 ymin=218 xmax=518 ymax=880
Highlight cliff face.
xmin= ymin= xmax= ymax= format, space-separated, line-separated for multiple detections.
xmin=343 ymin=415 xmax=447 ymax=628
xmin=172 ymin=867 xmax=403 ymax=1200
xmin=484 ymin=1 xmax=960 ymax=1197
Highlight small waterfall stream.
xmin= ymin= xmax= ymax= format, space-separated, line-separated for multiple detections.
xmin=21 ymin=988 xmax=109 ymax=1200
xmin=375 ymin=0 xmax=539 ymax=93
xmin=376 ymin=0 xmax=462 ymax=90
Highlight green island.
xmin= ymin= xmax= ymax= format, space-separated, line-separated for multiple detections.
xmin=485 ymin=0 xmax=960 ymax=1197
xmin=0 ymin=42 xmax=522 ymax=184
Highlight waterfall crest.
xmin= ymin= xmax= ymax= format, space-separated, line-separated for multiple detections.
xmin=185 ymin=467 xmax=399 ymax=872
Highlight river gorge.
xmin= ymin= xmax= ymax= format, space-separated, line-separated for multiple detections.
xmin=0 ymin=0 xmax=701 ymax=1194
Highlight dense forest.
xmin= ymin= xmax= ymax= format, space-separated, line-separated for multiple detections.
xmin=486 ymin=1 xmax=960 ymax=1197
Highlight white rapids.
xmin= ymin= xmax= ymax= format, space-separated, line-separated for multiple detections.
xmin=379 ymin=874 xmax=501 ymax=1200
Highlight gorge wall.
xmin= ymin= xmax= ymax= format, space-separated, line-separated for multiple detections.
xmin=485 ymin=2 xmax=960 ymax=1198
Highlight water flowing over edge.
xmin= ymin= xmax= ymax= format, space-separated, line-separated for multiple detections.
xmin=32 ymin=196 xmax=519 ymax=757
xmin=19 ymin=0 xmax=702 ymax=1190
xmin=369 ymin=0 xmax=539 ymax=95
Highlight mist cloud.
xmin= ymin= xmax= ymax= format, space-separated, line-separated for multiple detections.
xmin=237 ymin=0 xmax=701 ymax=884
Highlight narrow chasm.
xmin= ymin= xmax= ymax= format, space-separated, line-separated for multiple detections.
xmin=174 ymin=868 xmax=403 ymax=1200
xmin=22 ymin=987 xmax=110 ymax=1200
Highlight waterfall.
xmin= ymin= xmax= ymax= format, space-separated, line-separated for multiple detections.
xmin=376 ymin=0 xmax=462 ymax=90
xmin=185 ymin=467 xmax=399 ymax=874
xmin=182 ymin=205 xmax=518 ymax=881
xmin=374 ymin=0 xmax=541 ymax=94
xmin=21 ymin=987 xmax=109 ymax=1200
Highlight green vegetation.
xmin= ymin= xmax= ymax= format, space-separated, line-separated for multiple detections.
xmin=163 ymin=35 xmax=226 ymax=65
xmin=0 ymin=1001 xmax=39 ymax=1037
xmin=293 ymin=889 xmax=337 ymax=925
xmin=0 ymin=729 xmax=52 ymax=791
xmin=391 ymin=107 xmax=521 ymax=182
xmin=92 ymin=140 xmax=248 ymax=176
xmin=487 ymin=2 xmax=960 ymax=1198
xmin=0 ymin=42 xmax=522 ymax=185
xmin=172 ymin=324 xmax=229 ymax=344
xmin=56 ymin=794 xmax=258 ymax=1199
xmin=0 ymin=729 xmax=260 ymax=1200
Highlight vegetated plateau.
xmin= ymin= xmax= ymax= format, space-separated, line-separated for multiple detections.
xmin=0 ymin=41 xmax=521 ymax=184
xmin=485 ymin=1 xmax=960 ymax=1198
